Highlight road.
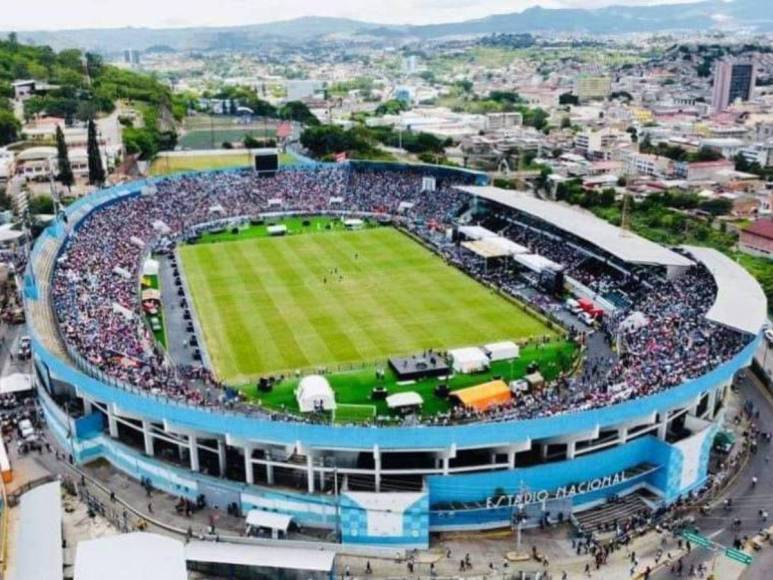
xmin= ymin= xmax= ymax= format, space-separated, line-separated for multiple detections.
xmin=654 ymin=369 xmax=773 ymax=578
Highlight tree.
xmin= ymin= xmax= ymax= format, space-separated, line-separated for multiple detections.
xmin=558 ymin=92 xmax=579 ymax=106
xmin=86 ymin=119 xmax=105 ymax=185
xmin=55 ymin=125 xmax=74 ymax=190
xmin=0 ymin=110 xmax=20 ymax=146
xmin=279 ymin=101 xmax=319 ymax=126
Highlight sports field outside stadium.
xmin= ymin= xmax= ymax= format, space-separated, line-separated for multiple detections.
xmin=179 ymin=223 xmax=559 ymax=386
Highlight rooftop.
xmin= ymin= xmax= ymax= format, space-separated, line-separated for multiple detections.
xmin=458 ymin=185 xmax=694 ymax=268
xmin=683 ymin=245 xmax=767 ymax=335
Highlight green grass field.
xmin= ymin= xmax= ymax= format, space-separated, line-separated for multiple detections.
xmin=149 ymin=152 xmax=298 ymax=176
xmin=247 ymin=341 xmax=576 ymax=419
xmin=179 ymin=226 xmax=557 ymax=385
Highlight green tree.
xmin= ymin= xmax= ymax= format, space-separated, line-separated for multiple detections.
xmin=55 ymin=125 xmax=74 ymax=190
xmin=0 ymin=110 xmax=20 ymax=146
xmin=278 ymin=101 xmax=319 ymax=125
xmin=558 ymin=92 xmax=579 ymax=105
xmin=86 ymin=119 xmax=105 ymax=185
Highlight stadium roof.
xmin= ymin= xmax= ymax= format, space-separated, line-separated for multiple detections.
xmin=17 ymin=481 xmax=62 ymax=580
xmin=458 ymin=186 xmax=694 ymax=268
xmin=683 ymin=245 xmax=767 ymax=335
xmin=75 ymin=533 xmax=187 ymax=580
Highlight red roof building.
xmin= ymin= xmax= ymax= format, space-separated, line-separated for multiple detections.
xmin=740 ymin=219 xmax=773 ymax=258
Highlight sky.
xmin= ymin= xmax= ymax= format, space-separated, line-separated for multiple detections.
xmin=3 ymin=0 xmax=703 ymax=31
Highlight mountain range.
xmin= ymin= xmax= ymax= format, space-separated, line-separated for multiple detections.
xmin=8 ymin=0 xmax=772 ymax=53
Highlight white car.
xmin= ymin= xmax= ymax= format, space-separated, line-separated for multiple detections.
xmin=579 ymin=312 xmax=596 ymax=326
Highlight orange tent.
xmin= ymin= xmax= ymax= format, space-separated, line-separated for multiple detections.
xmin=451 ymin=380 xmax=511 ymax=411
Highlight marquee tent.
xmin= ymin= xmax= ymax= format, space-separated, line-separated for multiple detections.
xmin=245 ymin=510 xmax=293 ymax=538
xmin=0 ymin=373 xmax=32 ymax=395
xmin=267 ymin=225 xmax=287 ymax=236
xmin=296 ymin=375 xmax=336 ymax=412
xmin=451 ymin=380 xmax=511 ymax=411
xmin=448 ymin=347 xmax=490 ymax=374
xmin=386 ymin=392 xmax=423 ymax=410
xmin=152 ymin=220 xmax=171 ymax=235
xmin=142 ymin=259 xmax=159 ymax=277
xmin=483 ymin=341 xmax=520 ymax=362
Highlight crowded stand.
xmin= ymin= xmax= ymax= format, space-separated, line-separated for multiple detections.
xmin=48 ymin=166 xmax=753 ymax=425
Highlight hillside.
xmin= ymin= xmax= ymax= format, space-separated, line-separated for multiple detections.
xmin=0 ymin=36 xmax=182 ymax=155
xmin=6 ymin=0 xmax=772 ymax=52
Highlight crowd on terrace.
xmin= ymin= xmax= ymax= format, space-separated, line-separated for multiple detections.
xmin=47 ymin=165 xmax=752 ymax=424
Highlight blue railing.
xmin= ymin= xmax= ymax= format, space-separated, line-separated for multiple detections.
xmin=24 ymin=167 xmax=759 ymax=451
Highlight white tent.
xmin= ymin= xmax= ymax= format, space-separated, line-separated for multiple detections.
xmin=344 ymin=218 xmax=364 ymax=230
xmin=484 ymin=341 xmax=520 ymax=362
xmin=448 ymin=347 xmax=490 ymax=374
xmin=267 ymin=224 xmax=287 ymax=236
xmin=143 ymin=259 xmax=160 ymax=277
xmin=514 ymin=253 xmax=563 ymax=274
xmin=619 ymin=311 xmax=649 ymax=332
xmin=296 ymin=375 xmax=336 ymax=412
xmin=386 ymin=392 xmax=423 ymax=410
xmin=112 ymin=302 xmax=134 ymax=320
xmin=245 ymin=510 xmax=292 ymax=538
xmin=0 ymin=373 xmax=32 ymax=395
xmin=152 ymin=220 xmax=171 ymax=235
xmin=112 ymin=266 xmax=131 ymax=280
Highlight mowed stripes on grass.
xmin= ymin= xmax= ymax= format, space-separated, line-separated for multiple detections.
xmin=179 ymin=227 xmax=554 ymax=384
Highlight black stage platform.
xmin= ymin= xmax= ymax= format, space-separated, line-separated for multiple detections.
xmin=389 ymin=351 xmax=450 ymax=381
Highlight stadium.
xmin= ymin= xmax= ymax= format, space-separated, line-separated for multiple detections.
xmin=24 ymin=158 xmax=767 ymax=548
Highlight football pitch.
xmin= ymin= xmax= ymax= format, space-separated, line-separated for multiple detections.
xmin=179 ymin=226 xmax=556 ymax=384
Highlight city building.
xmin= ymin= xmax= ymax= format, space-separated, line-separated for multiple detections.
xmin=123 ymin=49 xmax=141 ymax=66
xmin=575 ymin=75 xmax=612 ymax=102
xmin=740 ymin=219 xmax=773 ymax=257
xmin=485 ymin=112 xmax=522 ymax=132
xmin=711 ymin=59 xmax=756 ymax=113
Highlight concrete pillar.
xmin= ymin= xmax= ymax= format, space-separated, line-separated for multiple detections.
xmin=107 ymin=408 xmax=119 ymax=438
xmin=707 ymin=389 xmax=717 ymax=419
xmin=142 ymin=420 xmax=154 ymax=456
xmin=442 ymin=455 xmax=450 ymax=475
xmin=189 ymin=435 xmax=199 ymax=472
xmin=244 ymin=447 xmax=254 ymax=485
xmin=306 ymin=453 xmax=315 ymax=493
xmin=507 ymin=449 xmax=517 ymax=469
xmin=342 ymin=474 xmax=349 ymax=491
xmin=657 ymin=414 xmax=669 ymax=440
xmin=83 ymin=399 xmax=93 ymax=415
xmin=566 ymin=440 xmax=576 ymax=460
xmin=217 ymin=439 xmax=227 ymax=477
xmin=619 ymin=427 xmax=628 ymax=443
xmin=373 ymin=445 xmax=381 ymax=493
xmin=265 ymin=457 xmax=274 ymax=485
xmin=540 ymin=443 xmax=549 ymax=461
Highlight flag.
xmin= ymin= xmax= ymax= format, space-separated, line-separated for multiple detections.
xmin=335 ymin=152 xmax=347 ymax=163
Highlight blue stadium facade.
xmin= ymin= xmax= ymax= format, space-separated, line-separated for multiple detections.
xmin=25 ymin=165 xmax=763 ymax=549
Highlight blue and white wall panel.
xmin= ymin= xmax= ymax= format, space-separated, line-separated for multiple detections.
xmin=339 ymin=492 xmax=429 ymax=548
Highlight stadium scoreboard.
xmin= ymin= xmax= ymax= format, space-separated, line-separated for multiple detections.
xmin=250 ymin=148 xmax=279 ymax=176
